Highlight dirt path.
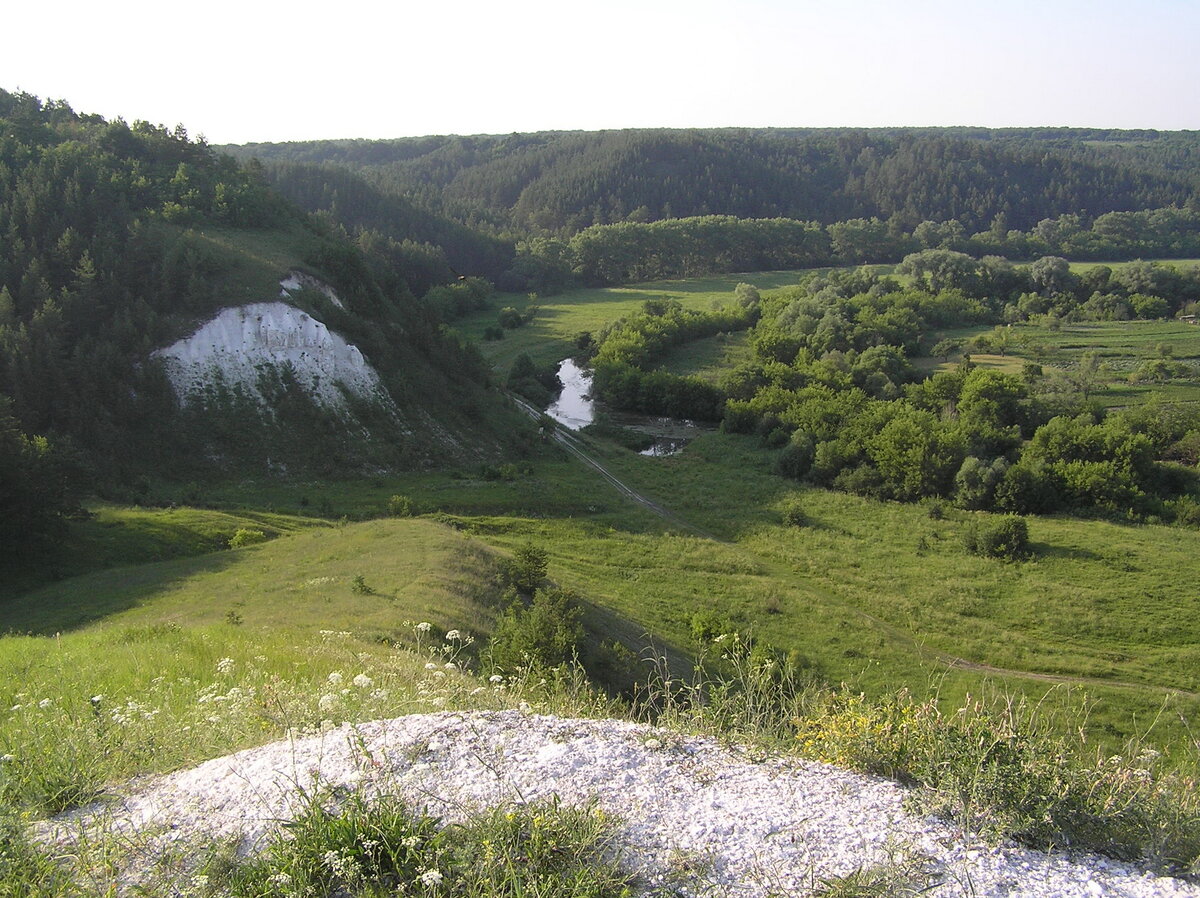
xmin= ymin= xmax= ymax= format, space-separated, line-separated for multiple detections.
xmin=510 ymin=393 xmax=1198 ymax=702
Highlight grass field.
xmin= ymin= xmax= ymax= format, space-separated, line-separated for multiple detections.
xmin=8 ymin=425 xmax=1197 ymax=755
xmin=918 ymin=319 xmax=1200 ymax=406
xmin=456 ymin=271 xmax=806 ymax=372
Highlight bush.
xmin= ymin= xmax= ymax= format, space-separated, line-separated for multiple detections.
xmin=228 ymin=528 xmax=267 ymax=549
xmin=964 ymin=515 xmax=1030 ymax=560
xmin=780 ymin=497 xmax=807 ymax=527
xmin=503 ymin=542 xmax=549 ymax=595
xmin=489 ymin=588 xmax=584 ymax=672
xmin=387 ymin=494 xmax=414 ymax=517
xmin=776 ymin=434 xmax=815 ymax=479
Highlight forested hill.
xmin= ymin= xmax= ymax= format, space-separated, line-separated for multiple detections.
xmin=0 ymin=89 xmax=519 ymax=549
xmin=225 ymin=128 xmax=1200 ymax=236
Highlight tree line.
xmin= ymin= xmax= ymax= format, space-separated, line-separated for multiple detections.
xmin=500 ymin=208 xmax=1200 ymax=292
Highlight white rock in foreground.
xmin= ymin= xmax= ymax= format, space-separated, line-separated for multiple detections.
xmin=44 ymin=711 xmax=1200 ymax=898
xmin=154 ymin=301 xmax=387 ymax=408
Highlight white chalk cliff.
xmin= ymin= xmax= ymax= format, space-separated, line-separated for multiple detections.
xmin=154 ymin=275 xmax=388 ymax=410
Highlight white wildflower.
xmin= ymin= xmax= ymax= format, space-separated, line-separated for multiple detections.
xmin=318 ymin=693 xmax=338 ymax=712
xmin=432 ymin=670 xmax=446 ymax=679
xmin=415 ymin=621 xmax=432 ymax=633
xmin=327 ymin=670 xmax=344 ymax=685
xmin=443 ymin=662 xmax=457 ymax=671
xmin=216 ymin=657 xmax=235 ymax=674
xmin=90 ymin=694 xmax=104 ymax=705
xmin=38 ymin=698 xmax=52 ymax=709
xmin=402 ymin=835 xmax=420 ymax=849
xmin=418 ymin=868 xmax=443 ymax=887
xmin=644 ymin=738 xmax=663 ymax=750
xmin=445 ymin=629 xmax=461 ymax=641
xmin=352 ymin=673 xmax=373 ymax=689
xmin=518 ymin=701 xmax=532 ymax=714
xmin=424 ymin=662 xmax=437 ymax=671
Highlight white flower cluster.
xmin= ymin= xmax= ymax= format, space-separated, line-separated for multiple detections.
xmin=417 ymin=868 xmax=443 ymax=888
xmin=109 ymin=698 xmax=161 ymax=726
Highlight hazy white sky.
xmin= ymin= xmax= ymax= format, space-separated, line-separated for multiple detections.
xmin=6 ymin=0 xmax=1199 ymax=144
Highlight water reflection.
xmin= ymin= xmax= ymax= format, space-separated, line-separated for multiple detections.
xmin=544 ymin=358 xmax=713 ymax=456
xmin=544 ymin=358 xmax=594 ymax=430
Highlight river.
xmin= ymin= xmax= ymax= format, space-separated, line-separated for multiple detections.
xmin=543 ymin=358 xmax=713 ymax=456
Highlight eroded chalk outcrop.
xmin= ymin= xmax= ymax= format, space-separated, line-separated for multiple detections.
xmin=154 ymin=275 xmax=387 ymax=410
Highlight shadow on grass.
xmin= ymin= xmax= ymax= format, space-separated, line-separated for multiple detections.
xmin=0 ymin=551 xmax=246 ymax=636
xmin=1033 ymin=541 xmax=1102 ymax=562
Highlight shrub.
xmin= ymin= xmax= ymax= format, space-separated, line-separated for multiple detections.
xmin=387 ymin=494 xmax=413 ymax=517
xmin=964 ymin=515 xmax=1030 ymax=560
xmin=780 ymin=497 xmax=807 ymax=527
xmin=776 ymin=434 xmax=815 ymax=479
xmin=228 ymin=528 xmax=267 ymax=549
xmin=488 ymin=588 xmax=584 ymax=672
xmin=503 ymin=543 xmax=549 ymax=595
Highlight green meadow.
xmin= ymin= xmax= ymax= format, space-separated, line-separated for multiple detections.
xmin=456 ymin=271 xmax=805 ymax=371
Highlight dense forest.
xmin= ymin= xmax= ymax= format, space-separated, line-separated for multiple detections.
xmin=228 ymin=128 xmax=1200 ymax=235
xmin=0 ymin=89 xmax=505 ymax=551
xmin=226 ymin=129 xmax=1200 ymax=293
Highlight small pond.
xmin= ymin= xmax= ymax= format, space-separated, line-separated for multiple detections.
xmin=543 ymin=358 xmax=714 ymax=457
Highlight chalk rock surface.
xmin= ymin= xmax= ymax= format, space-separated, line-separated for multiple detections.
xmin=154 ymin=275 xmax=385 ymax=408
xmin=45 ymin=711 xmax=1200 ymax=897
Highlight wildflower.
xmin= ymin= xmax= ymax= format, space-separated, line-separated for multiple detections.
xmin=445 ymin=629 xmax=461 ymax=641
xmin=443 ymin=662 xmax=457 ymax=671
xmin=267 ymin=871 xmax=292 ymax=886
xmin=415 ymin=622 xmax=432 ymax=633
xmin=425 ymin=662 xmax=437 ymax=671
xmin=644 ymin=738 xmax=663 ymax=750
xmin=90 ymin=695 xmax=104 ymax=705
xmin=38 ymin=698 xmax=52 ymax=709
xmin=433 ymin=670 xmax=446 ymax=679
xmin=216 ymin=657 xmax=235 ymax=674
xmin=353 ymin=673 xmax=373 ymax=689
xmin=489 ymin=674 xmax=504 ymax=684
xmin=327 ymin=670 xmax=344 ymax=685
xmin=402 ymin=835 xmax=420 ymax=849
xmin=418 ymin=869 xmax=443 ymax=887
xmin=518 ymin=701 xmax=532 ymax=714
xmin=318 ymin=694 xmax=338 ymax=712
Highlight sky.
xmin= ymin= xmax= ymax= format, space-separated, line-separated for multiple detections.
xmin=6 ymin=0 xmax=1200 ymax=144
